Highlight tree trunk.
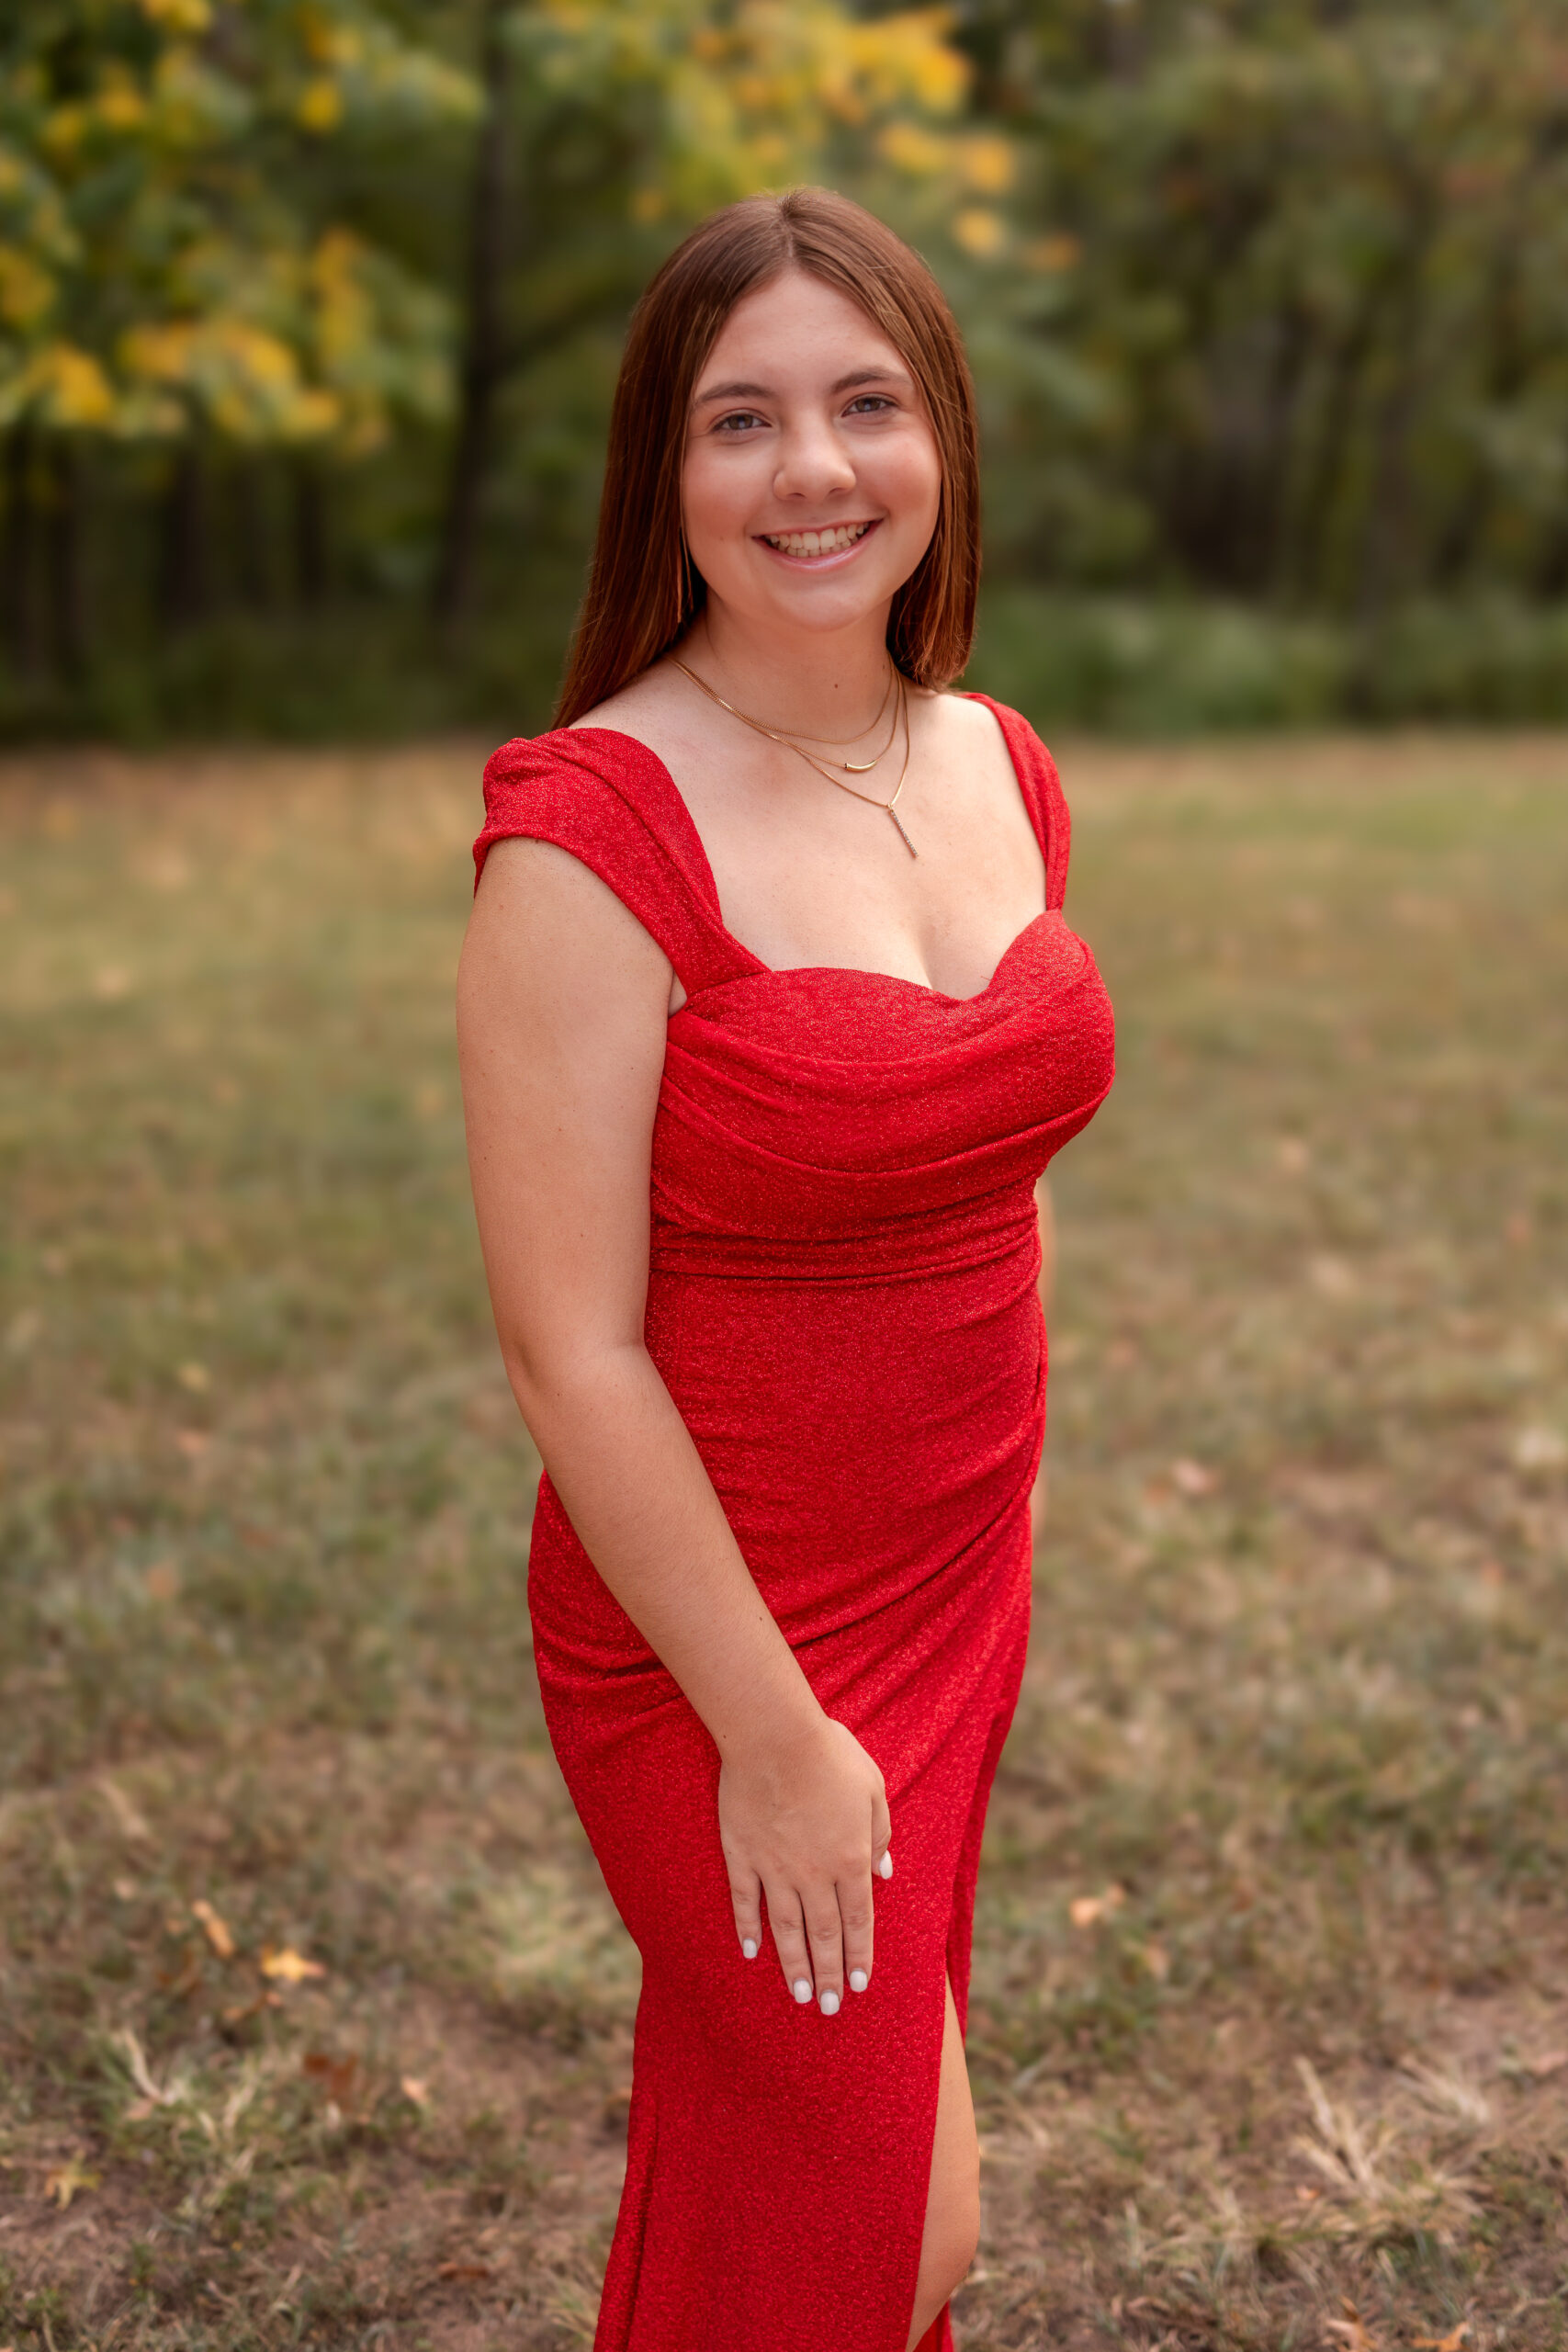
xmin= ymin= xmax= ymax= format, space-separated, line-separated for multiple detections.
xmin=433 ymin=0 xmax=513 ymax=629
xmin=46 ymin=438 xmax=87 ymax=680
xmin=293 ymin=457 xmax=328 ymax=606
xmin=3 ymin=427 xmax=45 ymax=680
xmin=159 ymin=443 xmax=209 ymax=630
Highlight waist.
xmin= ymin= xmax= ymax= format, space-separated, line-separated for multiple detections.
xmin=648 ymin=1178 xmax=1039 ymax=1284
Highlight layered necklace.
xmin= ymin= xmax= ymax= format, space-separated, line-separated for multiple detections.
xmin=671 ymin=656 xmax=918 ymax=859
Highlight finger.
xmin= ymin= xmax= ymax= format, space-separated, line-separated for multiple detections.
xmin=765 ymin=1884 xmax=815 ymax=2007
xmin=805 ymin=1892 xmax=846 ymax=2015
xmin=728 ymin=1864 xmax=762 ymax=1962
xmin=872 ymin=1788 xmax=892 ymax=1869
xmin=839 ymin=1871 xmax=874 ymax=1994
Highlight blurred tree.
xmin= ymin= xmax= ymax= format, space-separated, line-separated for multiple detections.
xmin=0 ymin=0 xmax=477 ymax=675
xmin=431 ymin=0 xmax=987 ymax=623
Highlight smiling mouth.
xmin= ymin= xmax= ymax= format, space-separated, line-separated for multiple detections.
xmin=760 ymin=520 xmax=877 ymax=560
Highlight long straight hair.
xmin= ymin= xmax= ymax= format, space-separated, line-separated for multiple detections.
xmin=554 ymin=188 xmax=980 ymax=727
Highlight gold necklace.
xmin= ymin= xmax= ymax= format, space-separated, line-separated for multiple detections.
xmin=671 ymin=657 xmax=897 ymax=773
xmin=675 ymin=657 xmax=918 ymax=859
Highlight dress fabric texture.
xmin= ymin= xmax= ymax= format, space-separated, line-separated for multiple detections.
xmin=473 ymin=696 xmax=1115 ymax=2352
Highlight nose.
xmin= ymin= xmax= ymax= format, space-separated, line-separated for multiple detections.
xmin=772 ymin=413 xmax=857 ymax=504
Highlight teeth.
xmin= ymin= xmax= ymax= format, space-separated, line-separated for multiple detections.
xmin=765 ymin=522 xmax=871 ymax=558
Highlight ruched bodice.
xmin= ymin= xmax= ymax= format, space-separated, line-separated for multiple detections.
xmin=473 ymin=696 xmax=1113 ymax=2352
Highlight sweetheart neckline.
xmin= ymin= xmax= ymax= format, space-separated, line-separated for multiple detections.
xmin=669 ymin=907 xmax=1058 ymax=1015
xmin=563 ymin=694 xmax=1055 ymax=1012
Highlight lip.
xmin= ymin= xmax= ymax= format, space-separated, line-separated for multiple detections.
xmin=753 ymin=518 xmax=883 ymax=571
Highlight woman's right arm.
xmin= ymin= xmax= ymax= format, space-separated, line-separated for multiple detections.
xmin=457 ymin=837 xmax=890 ymax=2015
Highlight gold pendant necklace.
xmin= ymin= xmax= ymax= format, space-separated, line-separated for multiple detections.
xmin=671 ymin=658 xmax=898 ymax=773
xmin=674 ymin=657 xmax=918 ymax=858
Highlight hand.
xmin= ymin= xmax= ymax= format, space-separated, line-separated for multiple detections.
xmin=718 ymin=1714 xmax=892 ymax=2016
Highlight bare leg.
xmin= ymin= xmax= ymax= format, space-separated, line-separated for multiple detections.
xmin=904 ymin=1977 xmax=980 ymax=2349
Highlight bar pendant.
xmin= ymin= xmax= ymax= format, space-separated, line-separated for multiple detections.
xmin=887 ymin=807 xmax=918 ymax=859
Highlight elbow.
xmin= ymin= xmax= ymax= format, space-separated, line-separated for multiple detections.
xmin=495 ymin=1325 xmax=648 ymax=1447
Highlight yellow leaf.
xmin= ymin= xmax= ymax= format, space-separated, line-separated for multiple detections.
xmin=297 ymin=78 xmax=344 ymax=134
xmin=191 ymin=1898 xmax=235 ymax=1960
xmin=958 ymin=132 xmax=1013 ymax=193
xmin=0 ymin=247 xmax=56 ymax=330
xmin=177 ymin=1361 xmax=210 ymax=1392
xmin=260 ymin=1944 xmax=327 ymax=1984
xmin=25 ymin=343 xmax=116 ymax=429
xmin=43 ymin=2157 xmax=99 ymax=2210
xmin=952 ymin=206 xmax=1006 ymax=260
xmin=141 ymin=0 xmax=213 ymax=28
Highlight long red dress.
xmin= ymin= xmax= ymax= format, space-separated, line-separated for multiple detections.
xmin=473 ymin=695 xmax=1114 ymax=2352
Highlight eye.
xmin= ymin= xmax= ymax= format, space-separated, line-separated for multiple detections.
xmin=712 ymin=410 xmax=767 ymax=434
xmin=846 ymin=394 xmax=895 ymax=415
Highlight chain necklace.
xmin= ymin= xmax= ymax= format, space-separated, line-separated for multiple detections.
xmin=673 ymin=658 xmax=918 ymax=859
xmin=671 ymin=656 xmax=898 ymax=772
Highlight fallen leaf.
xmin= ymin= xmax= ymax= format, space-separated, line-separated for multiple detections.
xmin=220 ymin=1992 xmax=282 ymax=2026
xmin=1068 ymin=1884 xmax=1126 ymax=1930
xmin=302 ymin=2051 xmax=358 ymax=2107
xmin=1171 ymin=1457 xmax=1217 ymax=1498
xmin=260 ymin=1945 xmax=326 ymax=1984
xmin=192 ymin=1899 xmax=235 ymax=1961
xmin=176 ymin=1361 xmax=210 ymax=1393
xmin=145 ymin=1560 xmax=180 ymax=1603
xmin=437 ymin=2259 xmax=494 ymax=2282
xmin=44 ymin=2157 xmax=100 ymax=2210
xmin=1519 ymin=2049 xmax=1568 ymax=2080
xmin=1325 ymin=2300 xmax=1378 ymax=2352
xmin=175 ymin=1429 xmax=210 ymax=1459
xmin=1139 ymin=1938 xmax=1170 ymax=1982
xmin=1413 ymin=2329 xmax=1470 ymax=2352
xmin=400 ymin=2075 xmax=431 ymax=2108
xmin=99 ymin=1777 xmax=152 ymax=1843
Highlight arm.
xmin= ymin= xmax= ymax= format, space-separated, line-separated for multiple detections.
xmin=457 ymin=838 xmax=890 ymax=2015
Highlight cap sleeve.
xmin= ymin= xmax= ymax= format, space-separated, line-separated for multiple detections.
xmin=474 ymin=729 xmax=756 ymax=1000
xmin=962 ymin=695 xmax=1072 ymax=911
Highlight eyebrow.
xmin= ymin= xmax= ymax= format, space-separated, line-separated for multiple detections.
xmin=693 ymin=366 xmax=912 ymax=407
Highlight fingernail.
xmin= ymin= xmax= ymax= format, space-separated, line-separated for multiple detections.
xmin=741 ymin=1938 xmax=758 ymax=1959
xmin=849 ymin=1968 xmax=868 ymax=1992
xmin=877 ymin=1851 xmax=893 ymax=1880
xmin=819 ymin=1989 xmax=840 ymax=2017
xmin=793 ymin=1978 xmax=812 ymax=2004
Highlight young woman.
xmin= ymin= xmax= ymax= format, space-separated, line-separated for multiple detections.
xmin=457 ymin=187 xmax=1114 ymax=2352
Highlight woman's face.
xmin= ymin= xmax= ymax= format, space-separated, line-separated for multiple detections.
xmin=681 ymin=267 xmax=942 ymax=643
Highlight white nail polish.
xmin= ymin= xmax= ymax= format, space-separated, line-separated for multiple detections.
xmin=819 ymin=1989 xmax=840 ymax=2017
xmin=741 ymin=1938 xmax=758 ymax=1960
xmin=878 ymin=1850 xmax=893 ymax=1880
xmin=850 ymin=1968 xmax=868 ymax=1992
xmin=793 ymin=1978 xmax=813 ymax=2003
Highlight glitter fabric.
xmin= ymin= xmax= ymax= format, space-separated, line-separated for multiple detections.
xmin=473 ymin=698 xmax=1115 ymax=2351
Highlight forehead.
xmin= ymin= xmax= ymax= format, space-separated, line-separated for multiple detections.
xmin=697 ymin=269 xmax=901 ymax=382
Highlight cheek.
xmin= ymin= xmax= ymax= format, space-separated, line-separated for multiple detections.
xmin=682 ymin=447 xmax=751 ymax=553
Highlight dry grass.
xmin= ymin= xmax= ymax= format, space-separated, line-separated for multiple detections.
xmin=1 ymin=732 xmax=1565 ymax=2351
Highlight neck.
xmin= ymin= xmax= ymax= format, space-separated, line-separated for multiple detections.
xmin=685 ymin=602 xmax=894 ymax=736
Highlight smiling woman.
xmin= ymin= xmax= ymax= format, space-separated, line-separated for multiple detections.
xmin=457 ymin=188 xmax=1115 ymax=2350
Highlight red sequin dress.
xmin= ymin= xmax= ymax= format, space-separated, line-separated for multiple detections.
xmin=473 ymin=697 xmax=1115 ymax=2352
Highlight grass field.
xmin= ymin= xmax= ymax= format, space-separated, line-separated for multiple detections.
xmin=1 ymin=732 xmax=1566 ymax=2352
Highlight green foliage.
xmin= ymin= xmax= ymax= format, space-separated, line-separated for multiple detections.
xmin=5 ymin=0 xmax=1568 ymax=729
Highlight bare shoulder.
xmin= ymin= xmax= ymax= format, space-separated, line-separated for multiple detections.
xmin=567 ymin=661 xmax=688 ymax=742
xmin=912 ymin=684 xmax=1019 ymax=772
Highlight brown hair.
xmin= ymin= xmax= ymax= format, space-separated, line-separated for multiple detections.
xmin=554 ymin=187 xmax=980 ymax=727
